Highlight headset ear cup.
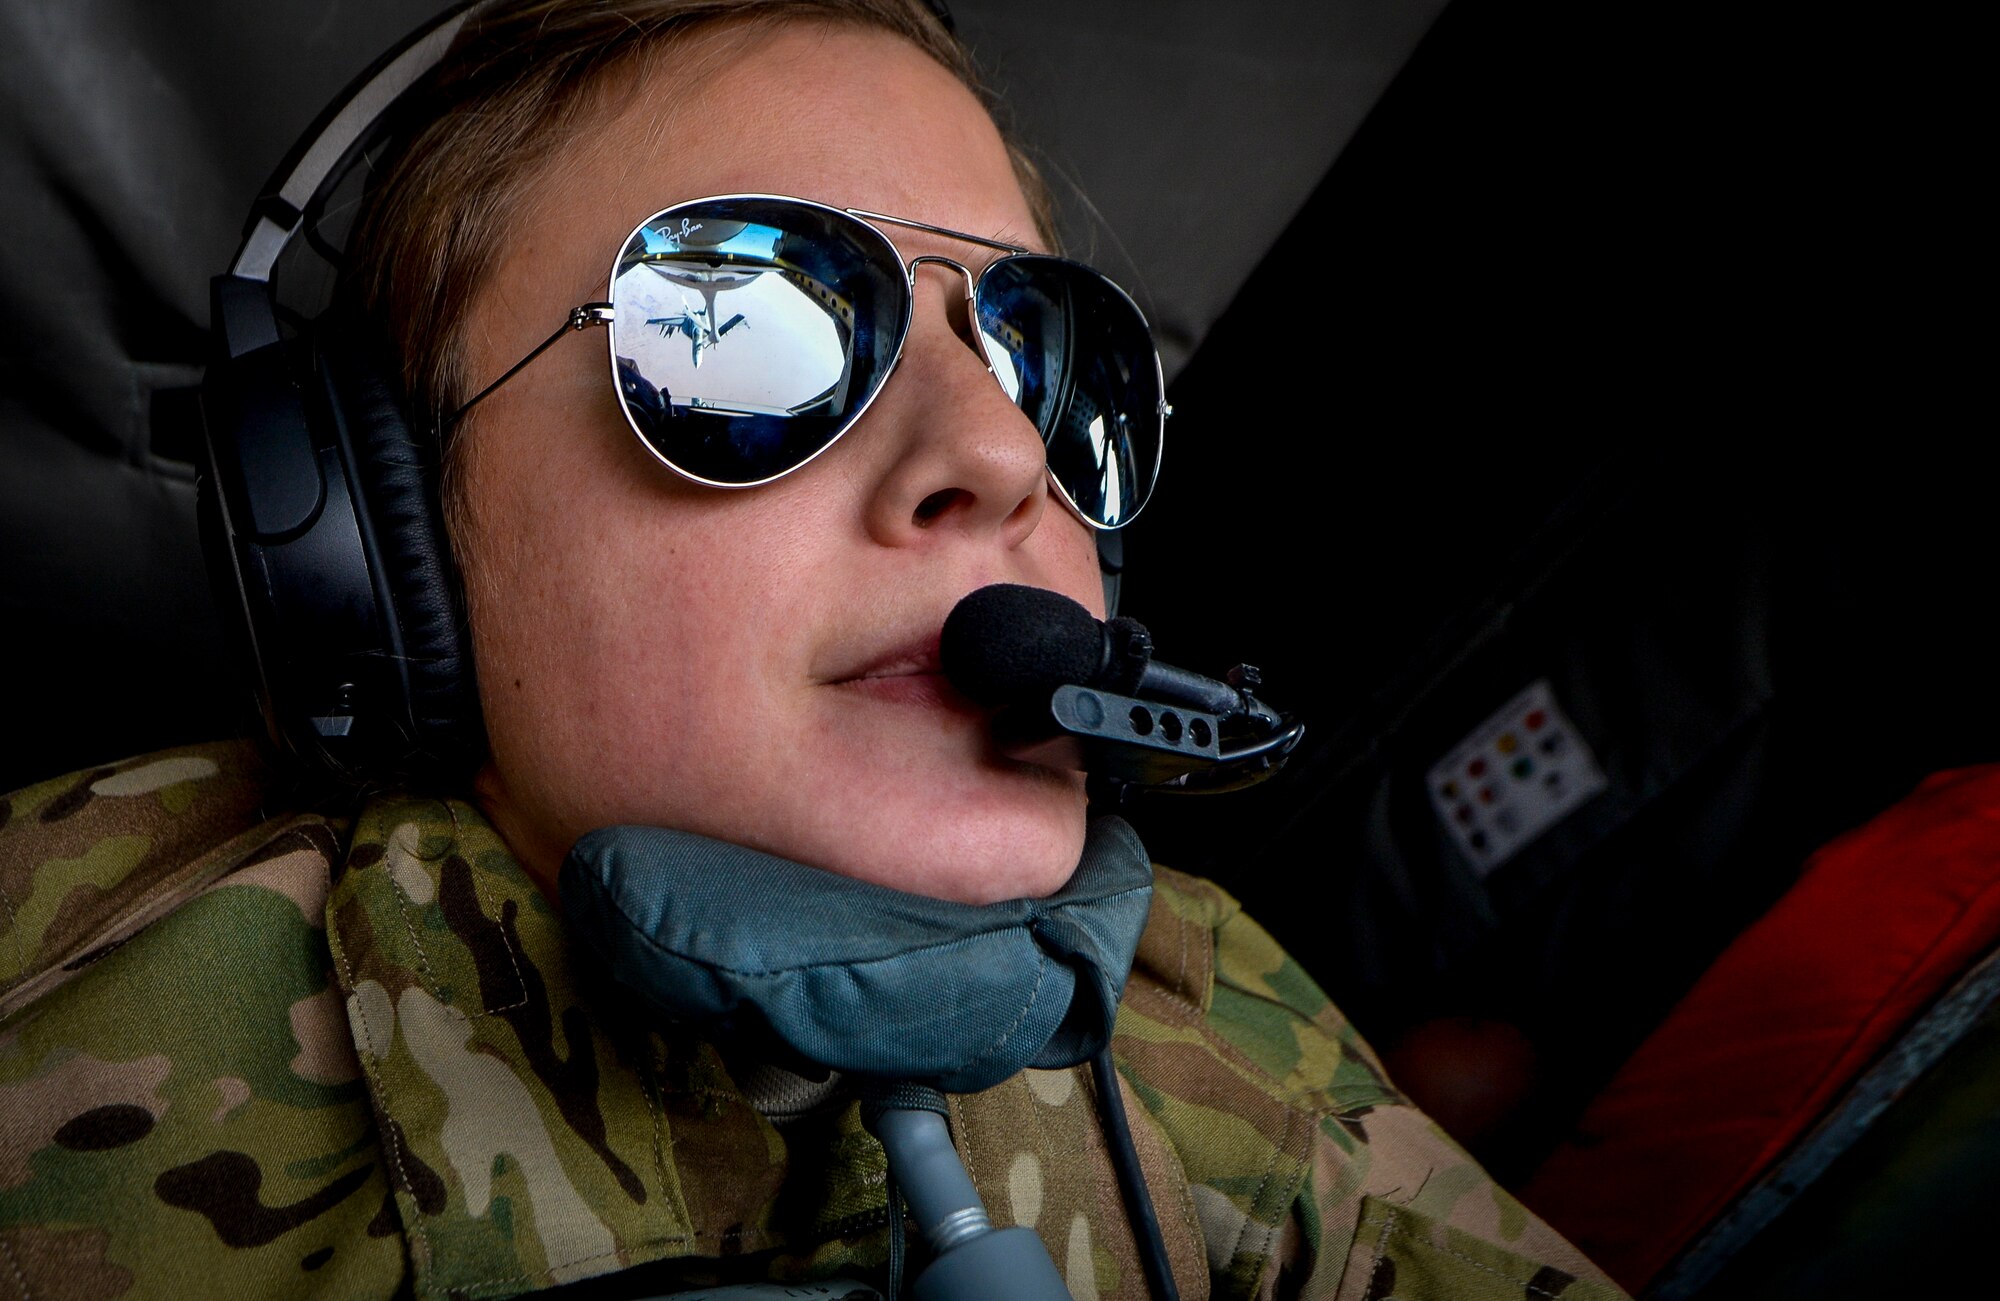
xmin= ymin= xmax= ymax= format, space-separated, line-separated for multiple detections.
xmin=315 ymin=327 xmax=485 ymax=778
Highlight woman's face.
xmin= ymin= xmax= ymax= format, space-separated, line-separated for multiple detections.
xmin=456 ymin=23 xmax=1106 ymax=903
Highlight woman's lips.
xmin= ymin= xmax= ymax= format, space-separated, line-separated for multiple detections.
xmin=836 ymin=671 xmax=969 ymax=710
xmin=829 ymin=632 xmax=982 ymax=713
xmin=851 ymin=643 xmax=942 ymax=680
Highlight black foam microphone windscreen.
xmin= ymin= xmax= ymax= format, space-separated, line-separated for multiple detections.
xmin=941 ymin=584 xmax=1104 ymax=706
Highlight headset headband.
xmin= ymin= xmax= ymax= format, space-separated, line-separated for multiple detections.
xmin=235 ymin=4 xmax=475 ymax=282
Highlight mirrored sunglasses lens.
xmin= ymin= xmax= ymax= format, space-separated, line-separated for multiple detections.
xmin=609 ymin=199 xmax=907 ymax=484
xmin=976 ymin=258 xmax=1161 ymax=528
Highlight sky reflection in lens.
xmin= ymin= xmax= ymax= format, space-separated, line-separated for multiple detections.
xmin=614 ymin=216 xmax=857 ymax=418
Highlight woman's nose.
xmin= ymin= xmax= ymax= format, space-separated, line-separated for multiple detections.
xmin=858 ymin=264 xmax=1050 ymax=549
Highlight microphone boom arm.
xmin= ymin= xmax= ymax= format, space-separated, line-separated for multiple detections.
xmin=993 ymin=684 xmax=1305 ymax=795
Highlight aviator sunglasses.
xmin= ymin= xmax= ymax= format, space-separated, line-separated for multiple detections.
xmin=451 ymin=194 xmax=1167 ymax=529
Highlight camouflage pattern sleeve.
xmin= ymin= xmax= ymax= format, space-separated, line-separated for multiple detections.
xmin=1 ymin=741 xmax=270 ymax=1019
xmin=0 ymin=745 xmax=399 ymax=1299
xmin=1 ymin=749 xmax=1628 ymax=1300
xmin=328 ymin=791 xmax=804 ymax=1298
xmin=1120 ymin=867 xmax=1628 ymax=1301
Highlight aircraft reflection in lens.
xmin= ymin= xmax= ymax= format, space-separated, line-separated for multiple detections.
xmin=615 ymin=217 xmax=858 ymax=418
xmin=648 ymin=303 xmax=747 ymax=368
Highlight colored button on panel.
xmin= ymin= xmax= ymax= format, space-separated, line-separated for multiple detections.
xmin=1468 ymin=758 xmax=1488 ymax=778
xmin=1511 ymin=757 xmax=1534 ymax=779
xmin=1496 ymin=733 xmax=1519 ymax=755
xmin=1525 ymin=709 xmax=1547 ymax=731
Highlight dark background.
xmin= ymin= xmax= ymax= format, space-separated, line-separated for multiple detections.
xmin=1119 ymin=0 xmax=1988 ymax=1180
xmin=0 ymin=0 xmax=1440 ymax=793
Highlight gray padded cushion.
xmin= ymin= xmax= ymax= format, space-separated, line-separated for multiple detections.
xmin=0 ymin=0 xmax=1443 ymax=788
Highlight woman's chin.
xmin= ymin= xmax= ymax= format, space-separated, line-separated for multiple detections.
xmin=785 ymin=779 xmax=1092 ymax=904
xmin=486 ymin=712 xmax=1096 ymax=907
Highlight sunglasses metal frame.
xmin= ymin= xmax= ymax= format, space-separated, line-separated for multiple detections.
xmin=450 ymin=194 xmax=1168 ymax=531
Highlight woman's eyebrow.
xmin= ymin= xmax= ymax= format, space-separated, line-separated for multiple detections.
xmin=990 ymin=223 xmax=1041 ymax=252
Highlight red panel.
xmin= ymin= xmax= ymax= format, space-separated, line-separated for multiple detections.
xmin=1519 ymin=765 xmax=2000 ymax=1292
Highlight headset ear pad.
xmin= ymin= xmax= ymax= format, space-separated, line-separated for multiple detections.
xmin=313 ymin=324 xmax=486 ymax=777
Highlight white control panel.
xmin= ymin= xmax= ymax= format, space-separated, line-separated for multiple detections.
xmin=1426 ymin=679 xmax=1607 ymax=877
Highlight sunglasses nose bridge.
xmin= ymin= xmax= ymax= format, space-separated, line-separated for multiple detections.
xmin=904 ymin=252 xmax=976 ymax=283
xmin=903 ymin=254 xmax=990 ymax=362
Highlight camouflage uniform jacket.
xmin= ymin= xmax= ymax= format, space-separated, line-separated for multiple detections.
xmin=0 ymin=742 xmax=1624 ymax=1300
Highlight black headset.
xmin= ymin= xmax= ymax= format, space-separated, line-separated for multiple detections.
xmin=199 ymin=0 xmax=1123 ymax=787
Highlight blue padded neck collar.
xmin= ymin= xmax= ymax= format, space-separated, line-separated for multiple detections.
xmin=560 ymin=817 xmax=1155 ymax=1094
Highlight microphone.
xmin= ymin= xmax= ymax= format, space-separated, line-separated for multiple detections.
xmin=941 ymin=585 xmax=1263 ymax=721
xmin=941 ymin=585 xmax=1302 ymax=793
